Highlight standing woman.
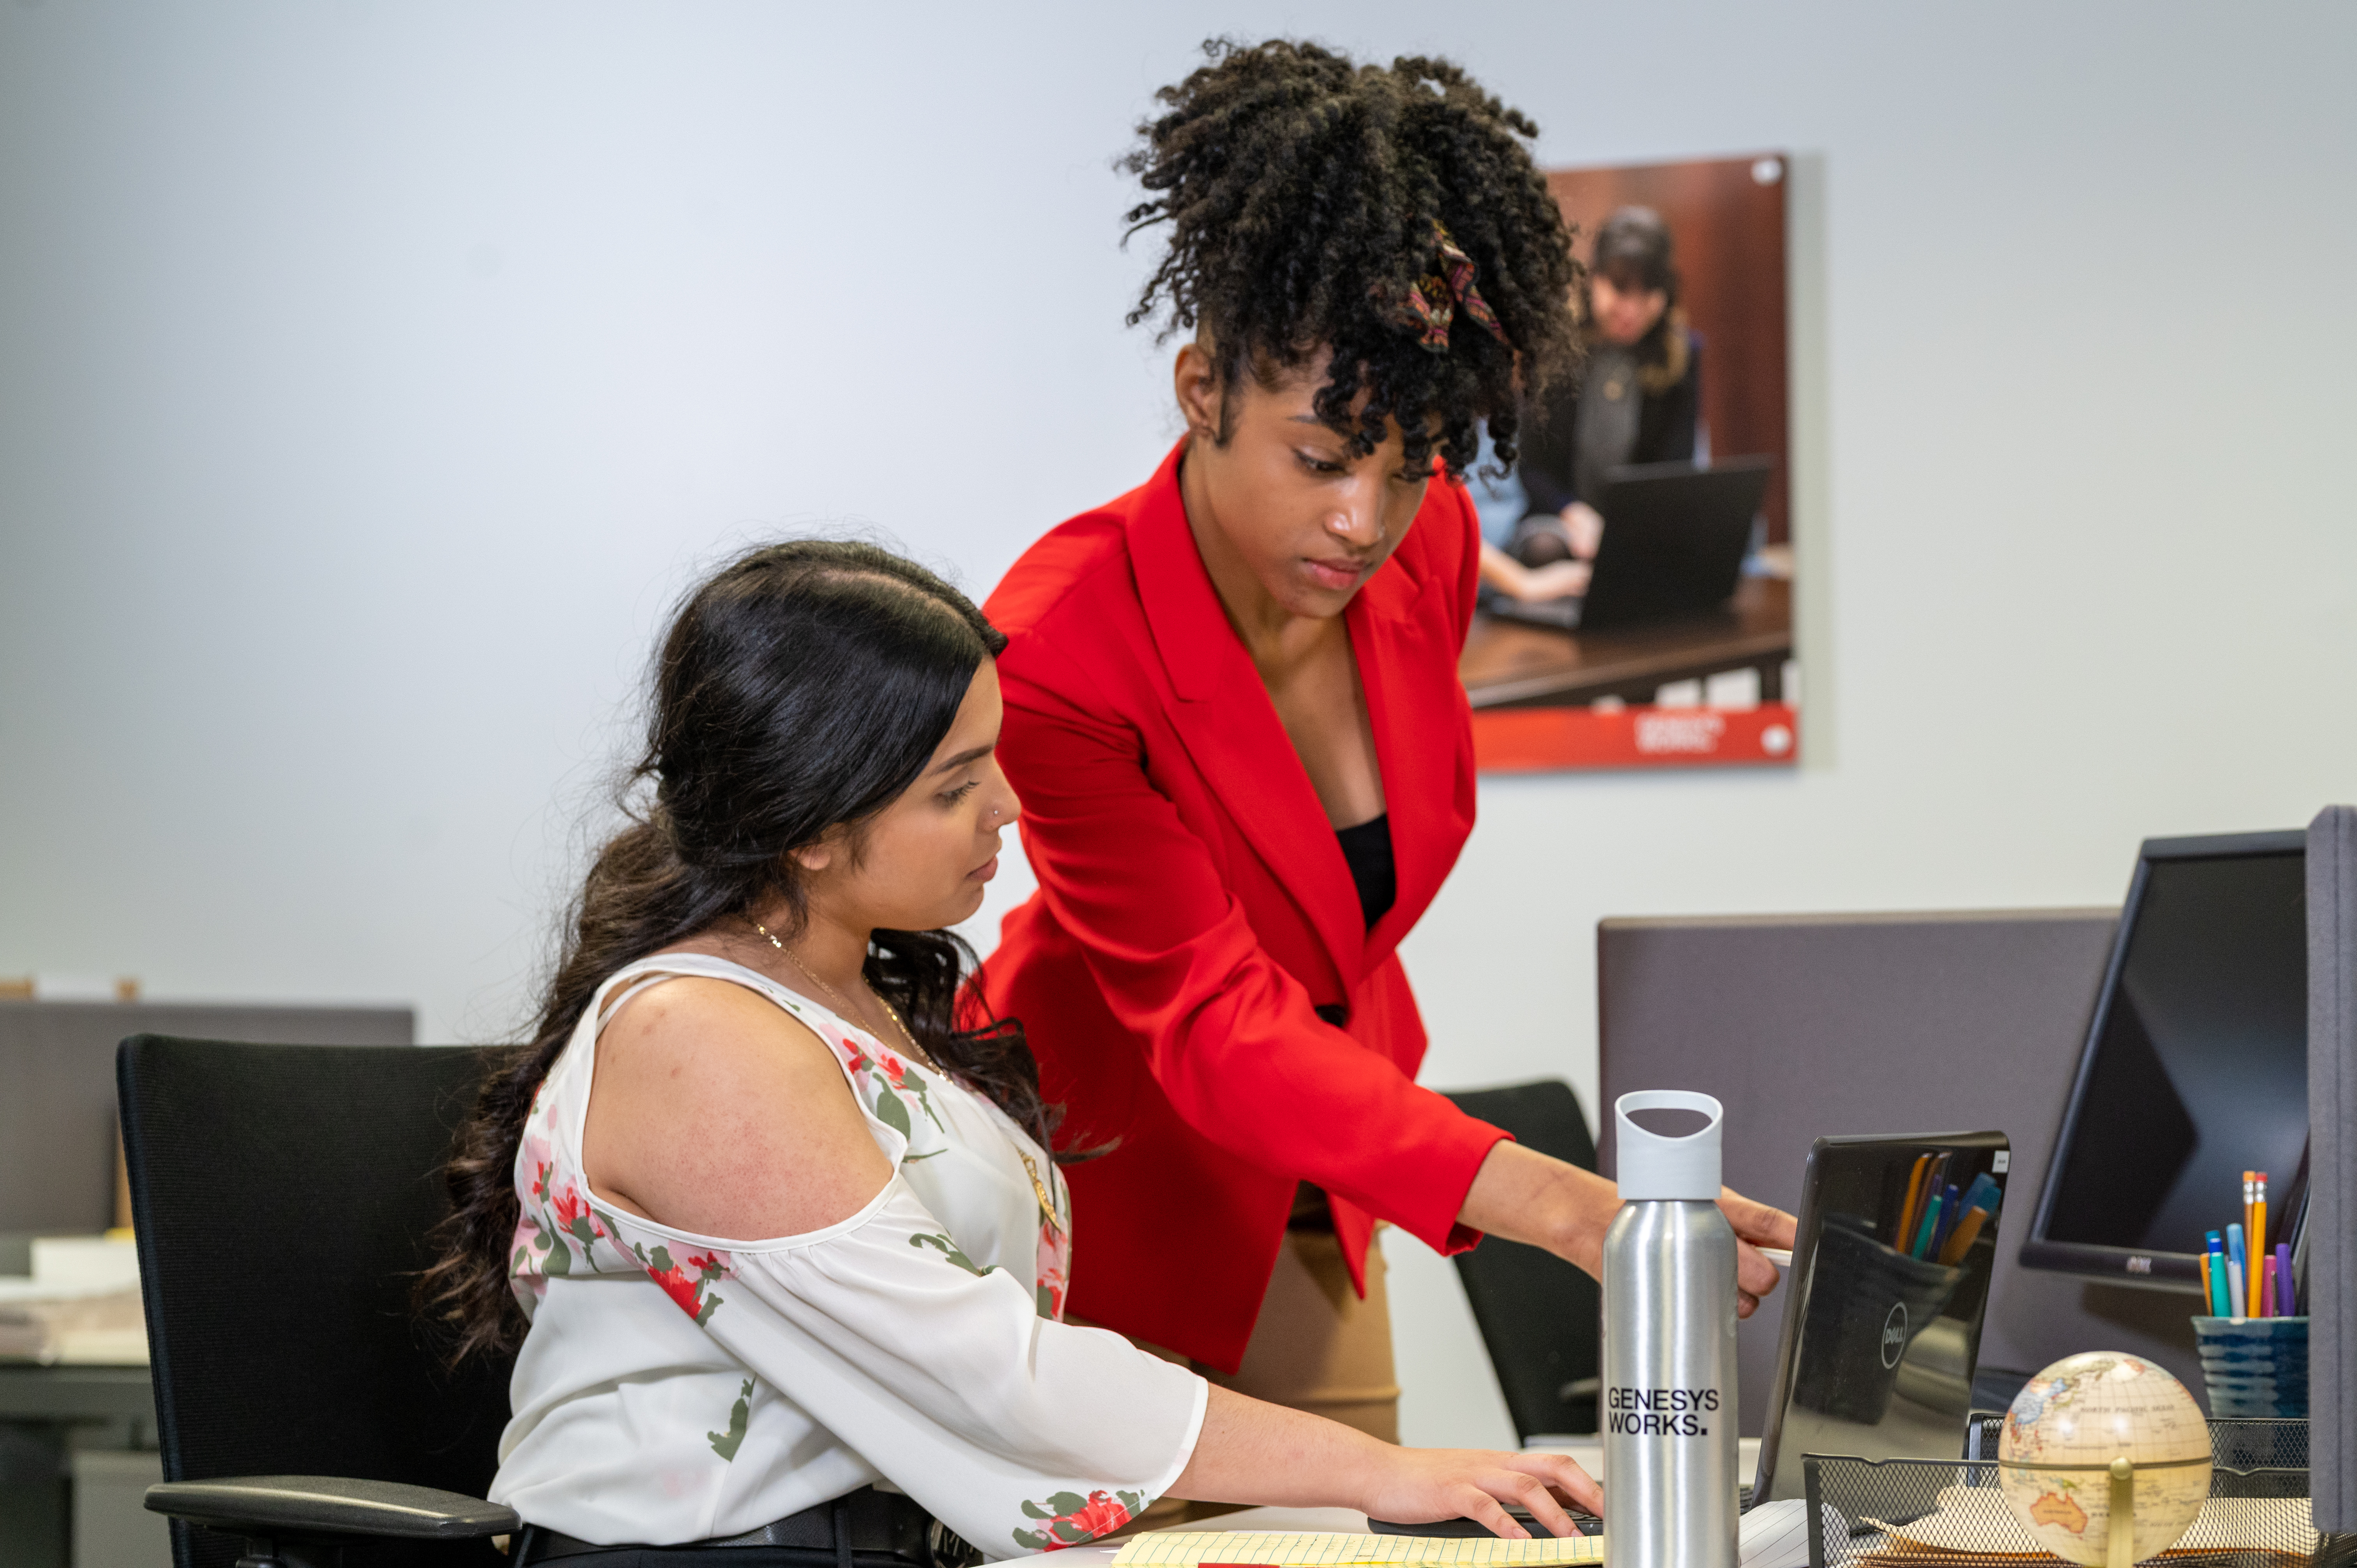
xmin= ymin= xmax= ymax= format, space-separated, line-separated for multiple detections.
xmin=980 ymin=40 xmax=1794 ymax=1448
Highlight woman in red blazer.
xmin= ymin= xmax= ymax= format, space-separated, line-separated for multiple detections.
xmin=981 ymin=41 xmax=1792 ymax=1444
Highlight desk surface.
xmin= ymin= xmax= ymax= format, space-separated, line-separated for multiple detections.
xmin=1460 ymin=578 xmax=1792 ymax=710
xmin=999 ymin=1443 xmax=1765 ymax=1565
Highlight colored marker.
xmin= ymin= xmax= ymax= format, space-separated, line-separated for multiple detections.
xmin=2262 ymin=1255 xmax=2278 ymax=1318
xmin=2200 ymin=1251 xmax=2219 ymax=1315
xmin=1937 ymin=1202 xmax=1991 ymax=1266
xmin=2277 ymin=1243 xmax=2295 ymax=1315
xmin=2207 ymin=1232 xmax=2230 ymax=1316
xmin=1912 ymin=1193 xmax=1945 ymax=1259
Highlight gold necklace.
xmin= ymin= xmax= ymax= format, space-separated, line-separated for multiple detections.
xmin=751 ymin=918 xmax=932 ymax=1068
xmin=1019 ymin=1150 xmax=1065 ymax=1235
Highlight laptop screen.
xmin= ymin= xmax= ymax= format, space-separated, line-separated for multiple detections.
xmin=1753 ymin=1132 xmax=2010 ymax=1504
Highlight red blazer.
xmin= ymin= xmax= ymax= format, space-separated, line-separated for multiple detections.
xmin=978 ymin=441 xmax=1508 ymax=1373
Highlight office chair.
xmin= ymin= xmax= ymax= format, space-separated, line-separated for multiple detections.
xmin=118 ymin=1035 xmax=521 ymax=1568
xmin=1441 ymin=1081 xmax=1603 ymax=1441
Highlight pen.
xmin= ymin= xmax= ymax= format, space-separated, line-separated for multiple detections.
xmin=1931 ymin=1183 xmax=1962 ymax=1255
xmin=1912 ymin=1193 xmax=1945 ymax=1260
xmin=2277 ymin=1242 xmax=2295 ymax=1315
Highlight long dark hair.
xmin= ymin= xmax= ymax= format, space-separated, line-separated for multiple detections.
xmin=421 ymin=539 xmax=1046 ymax=1363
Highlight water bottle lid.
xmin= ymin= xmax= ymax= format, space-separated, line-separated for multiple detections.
xmin=1615 ymin=1089 xmax=1724 ymax=1201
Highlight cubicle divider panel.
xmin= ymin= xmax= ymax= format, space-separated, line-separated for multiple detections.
xmin=0 ymin=1003 xmax=414 ymax=1238
xmin=1598 ymin=909 xmax=2211 ymax=1434
xmin=2309 ymin=806 xmax=2355 ymax=1535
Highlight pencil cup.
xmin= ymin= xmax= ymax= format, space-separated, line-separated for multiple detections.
xmin=2192 ymin=1315 xmax=2307 ymax=1418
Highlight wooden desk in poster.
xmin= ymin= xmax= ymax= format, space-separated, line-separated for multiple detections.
xmin=1459 ymin=577 xmax=1792 ymax=710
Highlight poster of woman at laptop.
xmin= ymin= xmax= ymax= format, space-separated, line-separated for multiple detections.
xmin=1461 ymin=153 xmax=1796 ymax=773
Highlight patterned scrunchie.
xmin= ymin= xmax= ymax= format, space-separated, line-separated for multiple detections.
xmin=1377 ymin=220 xmax=1511 ymax=353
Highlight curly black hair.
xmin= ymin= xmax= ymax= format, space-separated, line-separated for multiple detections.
xmin=1122 ymin=38 xmax=1582 ymax=479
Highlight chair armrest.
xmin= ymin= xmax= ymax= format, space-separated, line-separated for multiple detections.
xmin=146 ymin=1475 xmax=519 ymax=1540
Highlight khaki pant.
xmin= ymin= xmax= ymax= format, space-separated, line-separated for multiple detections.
xmin=1097 ymin=1229 xmax=1399 ymax=1529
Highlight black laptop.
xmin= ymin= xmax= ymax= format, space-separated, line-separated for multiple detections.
xmin=1486 ymin=456 xmax=1773 ymax=632
xmin=1751 ymin=1131 xmax=2011 ymax=1506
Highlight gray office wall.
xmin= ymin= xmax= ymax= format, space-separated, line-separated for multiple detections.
xmin=0 ymin=1002 xmax=413 ymax=1236
xmin=1598 ymin=909 xmax=2211 ymax=1435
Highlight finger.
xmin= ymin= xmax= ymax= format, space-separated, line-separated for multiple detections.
xmin=1512 ymin=1453 xmax=1604 ymax=1517
xmin=1737 ymin=1288 xmax=1761 ymax=1319
xmin=1721 ymin=1187 xmax=1799 ymax=1248
xmin=1736 ymin=1241 xmax=1781 ymax=1300
xmin=1454 ymin=1483 xmax=1526 ymax=1540
xmin=1496 ymin=1469 xmax=1574 ymax=1538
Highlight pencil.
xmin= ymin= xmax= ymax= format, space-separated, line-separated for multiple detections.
xmin=1898 ymin=1155 xmax=1932 ymax=1249
xmin=2250 ymin=1173 xmax=2268 ymax=1317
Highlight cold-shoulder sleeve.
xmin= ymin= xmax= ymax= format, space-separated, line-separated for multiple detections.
xmin=594 ymin=1178 xmax=1207 ymax=1556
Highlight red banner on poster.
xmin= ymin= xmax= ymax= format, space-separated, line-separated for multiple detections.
xmin=1471 ymin=703 xmax=1799 ymax=773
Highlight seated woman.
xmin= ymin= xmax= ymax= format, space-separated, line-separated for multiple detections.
xmin=422 ymin=541 xmax=1598 ymax=1564
xmin=1511 ymin=205 xmax=1704 ymax=575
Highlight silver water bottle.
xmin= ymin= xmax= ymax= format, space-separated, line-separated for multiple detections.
xmin=1602 ymin=1089 xmax=1739 ymax=1568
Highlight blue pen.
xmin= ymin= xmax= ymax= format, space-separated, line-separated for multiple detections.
xmin=1931 ymin=1183 xmax=1963 ymax=1254
xmin=2207 ymin=1232 xmax=2230 ymax=1316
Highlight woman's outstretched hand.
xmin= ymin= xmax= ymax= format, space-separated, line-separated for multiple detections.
xmin=1458 ymin=1142 xmax=1799 ymax=1319
xmin=1353 ymin=1446 xmax=1601 ymax=1539
xmin=1168 ymin=1386 xmax=1599 ymax=1536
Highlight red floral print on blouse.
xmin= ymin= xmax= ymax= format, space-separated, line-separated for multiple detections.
xmin=640 ymin=1243 xmax=730 ymax=1327
xmin=1011 ymin=1488 xmax=1143 ymax=1552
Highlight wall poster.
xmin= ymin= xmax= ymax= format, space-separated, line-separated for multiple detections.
xmin=1460 ymin=152 xmax=1795 ymax=773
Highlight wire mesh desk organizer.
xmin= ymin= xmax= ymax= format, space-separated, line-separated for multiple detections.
xmin=1802 ymin=1417 xmax=2352 ymax=1568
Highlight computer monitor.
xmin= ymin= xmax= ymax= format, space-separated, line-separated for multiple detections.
xmin=2020 ymin=830 xmax=2310 ymax=1290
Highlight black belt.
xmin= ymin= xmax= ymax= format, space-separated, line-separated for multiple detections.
xmin=513 ymin=1487 xmax=981 ymax=1568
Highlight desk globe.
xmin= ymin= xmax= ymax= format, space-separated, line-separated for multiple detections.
xmin=1997 ymin=1353 xmax=2212 ymax=1566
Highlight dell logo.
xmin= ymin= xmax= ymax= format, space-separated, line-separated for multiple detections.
xmin=2126 ymin=1256 xmax=2153 ymax=1275
xmin=1880 ymin=1302 xmax=1909 ymax=1368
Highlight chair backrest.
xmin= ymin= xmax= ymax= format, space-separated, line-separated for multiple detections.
xmin=117 ymin=1035 xmax=514 ymax=1568
xmin=1442 ymin=1081 xmax=1601 ymax=1442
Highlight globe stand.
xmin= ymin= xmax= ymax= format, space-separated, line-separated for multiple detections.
xmin=2106 ymin=1458 xmax=2133 ymax=1568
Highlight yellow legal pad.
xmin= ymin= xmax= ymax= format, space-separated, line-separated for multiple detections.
xmin=1110 ymin=1531 xmax=1605 ymax=1568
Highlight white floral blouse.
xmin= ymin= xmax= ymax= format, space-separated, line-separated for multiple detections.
xmin=489 ymin=954 xmax=1207 ymax=1556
